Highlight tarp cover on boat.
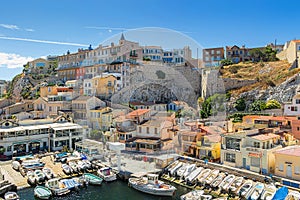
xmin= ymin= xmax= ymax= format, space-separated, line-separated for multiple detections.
xmin=272 ymin=186 xmax=288 ymax=200
xmin=81 ymin=154 xmax=87 ymax=160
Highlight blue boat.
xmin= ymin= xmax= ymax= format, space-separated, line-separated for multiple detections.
xmin=272 ymin=186 xmax=288 ymax=200
xmin=60 ymin=179 xmax=81 ymax=190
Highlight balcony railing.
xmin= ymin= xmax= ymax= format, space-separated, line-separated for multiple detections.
xmin=246 ymin=147 xmax=260 ymax=152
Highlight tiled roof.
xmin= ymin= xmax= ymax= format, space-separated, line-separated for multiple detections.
xmin=275 ymin=145 xmax=300 ymax=157
xmin=250 ymin=133 xmax=279 ymax=141
xmin=126 ymin=109 xmax=150 ymax=117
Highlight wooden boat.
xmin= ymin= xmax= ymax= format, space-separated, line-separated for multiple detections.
xmin=260 ymin=183 xmax=276 ymax=200
xmin=34 ymin=186 xmax=52 ymax=199
xmin=285 ymin=190 xmax=300 ymax=200
xmin=236 ymin=179 xmax=253 ymax=197
xmin=247 ymin=182 xmax=264 ymax=200
xmin=97 ymin=167 xmax=117 ymax=182
xmin=34 ymin=170 xmax=45 ymax=184
xmin=183 ymin=164 xmax=196 ymax=179
xmin=211 ymin=172 xmax=226 ymax=188
xmin=228 ymin=176 xmax=244 ymax=193
xmin=27 ymin=170 xmax=36 ymax=185
xmin=60 ymin=179 xmax=81 ymax=190
xmin=180 ymin=190 xmax=204 ymax=200
xmin=4 ymin=192 xmax=19 ymax=200
xmin=83 ymin=173 xmax=103 ymax=185
xmin=42 ymin=168 xmax=54 ymax=180
xmin=62 ymin=164 xmax=73 ymax=175
xmin=128 ymin=174 xmax=176 ymax=196
xmin=197 ymin=168 xmax=211 ymax=184
xmin=45 ymin=178 xmax=70 ymax=196
xmin=186 ymin=167 xmax=203 ymax=184
xmin=205 ymin=169 xmax=220 ymax=185
xmin=219 ymin=174 xmax=235 ymax=191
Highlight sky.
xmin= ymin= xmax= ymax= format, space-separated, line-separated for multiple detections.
xmin=0 ymin=0 xmax=299 ymax=80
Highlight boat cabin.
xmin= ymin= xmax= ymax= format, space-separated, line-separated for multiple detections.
xmin=146 ymin=174 xmax=159 ymax=184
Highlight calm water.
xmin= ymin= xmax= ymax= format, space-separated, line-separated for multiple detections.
xmin=18 ymin=180 xmax=191 ymax=200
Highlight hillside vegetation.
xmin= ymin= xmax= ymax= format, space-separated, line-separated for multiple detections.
xmin=220 ymin=60 xmax=300 ymax=96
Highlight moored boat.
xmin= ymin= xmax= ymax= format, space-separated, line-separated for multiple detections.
xmin=34 ymin=186 xmax=52 ymax=199
xmin=128 ymin=174 xmax=176 ymax=196
xmin=211 ymin=172 xmax=226 ymax=188
xmin=205 ymin=169 xmax=220 ymax=185
xmin=228 ymin=176 xmax=244 ymax=193
xmin=34 ymin=170 xmax=46 ymax=184
xmin=97 ymin=167 xmax=117 ymax=182
xmin=27 ymin=170 xmax=36 ymax=185
xmin=176 ymin=163 xmax=189 ymax=177
xmin=169 ymin=162 xmax=183 ymax=176
xmin=42 ymin=168 xmax=54 ymax=180
xmin=197 ymin=168 xmax=211 ymax=184
xmin=183 ymin=164 xmax=196 ymax=179
xmin=285 ymin=190 xmax=300 ymax=200
xmin=260 ymin=183 xmax=276 ymax=200
xmin=201 ymin=194 xmax=212 ymax=200
xmin=180 ymin=190 xmax=204 ymax=200
xmin=236 ymin=179 xmax=253 ymax=197
xmin=62 ymin=164 xmax=73 ymax=175
xmin=68 ymin=162 xmax=79 ymax=174
xmin=60 ymin=179 xmax=81 ymax=190
xmin=83 ymin=173 xmax=103 ymax=185
xmin=4 ymin=192 xmax=19 ymax=200
xmin=186 ymin=167 xmax=203 ymax=185
xmin=45 ymin=178 xmax=70 ymax=196
xmin=219 ymin=174 xmax=235 ymax=191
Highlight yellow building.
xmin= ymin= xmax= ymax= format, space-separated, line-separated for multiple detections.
xmin=197 ymin=135 xmax=221 ymax=161
xmin=89 ymin=107 xmax=113 ymax=131
xmin=274 ymin=145 xmax=300 ymax=181
xmin=40 ymin=86 xmax=58 ymax=97
xmin=92 ymin=74 xmax=116 ymax=99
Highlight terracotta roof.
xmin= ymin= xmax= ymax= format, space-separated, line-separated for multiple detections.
xmin=250 ymin=133 xmax=279 ymax=141
xmin=126 ymin=109 xmax=150 ymax=117
xmin=135 ymin=139 xmax=160 ymax=145
xmin=275 ymin=145 xmax=300 ymax=157
xmin=206 ymin=135 xmax=221 ymax=143
xmin=200 ymin=126 xmax=226 ymax=135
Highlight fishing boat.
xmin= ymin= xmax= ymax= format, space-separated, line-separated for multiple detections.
xmin=45 ymin=178 xmax=70 ymax=196
xmin=186 ymin=167 xmax=203 ymax=185
xmin=219 ymin=174 xmax=235 ymax=191
xmin=169 ymin=162 xmax=183 ymax=176
xmin=285 ymin=190 xmax=300 ymax=200
xmin=34 ymin=186 xmax=52 ymax=199
xmin=62 ymin=164 xmax=73 ymax=175
xmin=247 ymin=182 xmax=264 ymax=200
xmin=34 ymin=170 xmax=46 ymax=184
xmin=68 ymin=162 xmax=79 ymax=174
xmin=260 ymin=183 xmax=276 ymax=200
xmin=197 ymin=168 xmax=211 ymax=184
xmin=4 ymin=192 xmax=19 ymax=200
xmin=183 ymin=164 xmax=196 ymax=179
xmin=236 ymin=179 xmax=254 ymax=197
xmin=211 ymin=172 xmax=226 ymax=188
xmin=42 ymin=168 xmax=54 ymax=180
xmin=128 ymin=174 xmax=176 ymax=196
xmin=83 ymin=173 xmax=103 ymax=185
xmin=205 ymin=169 xmax=220 ymax=185
xmin=228 ymin=176 xmax=244 ymax=193
xmin=60 ymin=179 xmax=81 ymax=190
xmin=97 ymin=167 xmax=117 ymax=182
xmin=27 ymin=170 xmax=36 ymax=185
xmin=180 ymin=190 xmax=204 ymax=200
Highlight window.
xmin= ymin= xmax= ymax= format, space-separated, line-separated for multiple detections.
xmin=228 ymin=52 xmax=231 ymax=55
xmin=216 ymin=50 xmax=220 ymax=54
xmin=251 ymin=157 xmax=260 ymax=167
xmin=147 ymin=127 xmax=149 ymax=134
xmin=296 ymin=99 xmax=300 ymax=104
xmin=279 ymin=164 xmax=284 ymax=171
xmin=139 ymin=127 xmax=142 ymax=133
xmin=7 ymin=146 xmax=11 ymax=152
xmin=295 ymin=166 xmax=300 ymax=174
xmin=253 ymin=142 xmax=260 ymax=148
xmin=205 ymin=57 xmax=210 ymax=61
xmin=298 ymin=127 xmax=300 ymax=131
xmin=154 ymin=128 xmax=158 ymax=135
xmin=291 ymin=106 xmax=298 ymax=111
xmin=225 ymin=153 xmax=236 ymax=162
xmin=211 ymin=50 xmax=214 ymax=54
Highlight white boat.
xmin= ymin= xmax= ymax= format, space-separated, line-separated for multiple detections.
xmin=183 ymin=164 xmax=196 ymax=179
xmin=211 ymin=172 xmax=226 ymax=188
xmin=97 ymin=167 xmax=117 ymax=182
xmin=68 ymin=162 xmax=79 ymax=173
xmin=34 ymin=186 xmax=52 ymax=199
xmin=27 ymin=170 xmax=36 ymax=185
xmin=45 ymin=178 xmax=70 ymax=196
xmin=180 ymin=190 xmax=204 ymax=200
xmin=62 ymin=164 xmax=73 ymax=175
xmin=34 ymin=170 xmax=46 ymax=184
xmin=4 ymin=192 xmax=19 ymax=200
xmin=11 ymin=161 xmax=20 ymax=171
xmin=219 ymin=174 xmax=235 ymax=191
xmin=201 ymin=194 xmax=213 ymax=200
xmin=261 ymin=183 xmax=276 ymax=200
xmin=128 ymin=174 xmax=176 ymax=196
xmin=197 ymin=168 xmax=211 ymax=184
xmin=83 ymin=173 xmax=103 ymax=185
xmin=228 ymin=176 xmax=244 ymax=193
xmin=60 ymin=178 xmax=81 ymax=190
xmin=247 ymin=182 xmax=264 ymax=200
xmin=236 ymin=179 xmax=253 ymax=197
xmin=82 ymin=160 xmax=92 ymax=169
xmin=77 ymin=161 xmax=87 ymax=172
xmin=285 ymin=191 xmax=300 ymax=200
xmin=186 ymin=167 xmax=203 ymax=185
xmin=177 ymin=163 xmax=189 ymax=177
xmin=205 ymin=169 xmax=220 ymax=185
xmin=166 ymin=160 xmax=179 ymax=171
xmin=42 ymin=168 xmax=54 ymax=180
xmin=170 ymin=162 xmax=183 ymax=176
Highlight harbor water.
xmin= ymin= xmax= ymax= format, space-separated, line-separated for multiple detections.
xmin=18 ymin=180 xmax=193 ymax=200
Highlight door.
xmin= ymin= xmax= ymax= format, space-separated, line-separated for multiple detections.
xmin=286 ymin=165 xmax=292 ymax=178
xmin=243 ymin=158 xmax=247 ymax=168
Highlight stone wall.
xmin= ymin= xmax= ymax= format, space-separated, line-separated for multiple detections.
xmin=223 ymin=78 xmax=257 ymax=91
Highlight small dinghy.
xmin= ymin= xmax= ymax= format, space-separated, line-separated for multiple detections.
xmin=219 ymin=174 xmax=235 ymax=191
xmin=236 ymin=179 xmax=253 ymax=197
xmin=197 ymin=168 xmax=211 ymax=184
xmin=228 ymin=176 xmax=244 ymax=193
xmin=180 ymin=190 xmax=204 ymax=200
xmin=42 ymin=168 xmax=54 ymax=180
xmin=211 ymin=172 xmax=226 ymax=188
xmin=83 ymin=173 xmax=103 ymax=185
xmin=60 ymin=178 xmax=81 ymax=190
xmin=34 ymin=186 xmax=52 ymax=199
xmin=260 ymin=183 xmax=276 ymax=200
xmin=4 ymin=192 xmax=19 ymax=200
xmin=62 ymin=164 xmax=73 ymax=175
xmin=27 ymin=170 xmax=36 ymax=185
xmin=205 ymin=169 xmax=220 ymax=185
xmin=97 ymin=167 xmax=117 ymax=182
xmin=248 ymin=182 xmax=264 ymax=200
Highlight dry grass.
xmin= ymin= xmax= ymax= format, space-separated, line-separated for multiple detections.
xmin=220 ymin=60 xmax=300 ymax=97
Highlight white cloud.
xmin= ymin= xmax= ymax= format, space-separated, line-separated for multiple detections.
xmin=0 ymin=24 xmax=20 ymax=30
xmin=25 ymin=28 xmax=35 ymax=32
xmin=0 ymin=52 xmax=33 ymax=69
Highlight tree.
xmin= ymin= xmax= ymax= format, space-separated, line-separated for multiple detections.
xmin=220 ymin=59 xmax=233 ymax=67
xmin=249 ymin=48 xmax=264 ymax=62
xmin=200 ymin=94 xmax=227 ymax=118
xmin=234 ymin=98 xmax=246 ymax=111
xmin=265 ymin=99 xmax=281 ymax=109
xmin=249 ymin=100 xmax=266 ymax=111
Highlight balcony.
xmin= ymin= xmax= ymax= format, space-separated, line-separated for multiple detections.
xmin=246 ymin=147 xmax=261 ymax=152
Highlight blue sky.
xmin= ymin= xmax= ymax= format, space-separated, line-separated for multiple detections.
xmin=0 ymin=0 xmax=299 ymax=80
